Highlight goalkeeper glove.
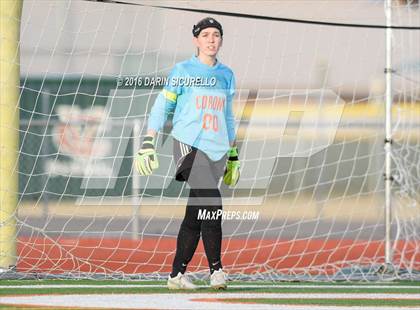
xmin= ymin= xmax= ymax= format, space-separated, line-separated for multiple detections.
xmin=135 ymin=135 xmax=159 ymax=176
xmin=223 ymin=146 xmax=240 ymax=187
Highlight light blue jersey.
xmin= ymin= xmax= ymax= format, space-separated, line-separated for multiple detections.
xmin=147 ymin=55 xmax=236 ymax=161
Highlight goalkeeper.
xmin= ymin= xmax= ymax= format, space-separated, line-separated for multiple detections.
xmin=135 ymin=17 xmax=239 ymax=290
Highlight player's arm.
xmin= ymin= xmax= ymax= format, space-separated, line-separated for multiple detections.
xmin=147 ymin=89 xmax=178 ymax=137
xmin=225 ymin=73 xmax=236 ymax=145
xmin=223 ymin=74 xmax=240 ymax=186
xmin=135 ymin=68 xmax=179 ymax=176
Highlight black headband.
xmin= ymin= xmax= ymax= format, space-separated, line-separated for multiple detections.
xmin=192 ymin=17 xmax=223 ymax=37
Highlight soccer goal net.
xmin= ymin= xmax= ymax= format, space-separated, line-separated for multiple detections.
xmin=1 ymin=0 xmax=419 ymax=281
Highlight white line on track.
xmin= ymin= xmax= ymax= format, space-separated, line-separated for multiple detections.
xmin=0 ymin=293 xmax=419 ymax=310
xmin=0 ymin=284 xmax=419 ymax=289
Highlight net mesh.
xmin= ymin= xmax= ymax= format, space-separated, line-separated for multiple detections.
xmin=4 ymin=0 xmax=420 ymax=280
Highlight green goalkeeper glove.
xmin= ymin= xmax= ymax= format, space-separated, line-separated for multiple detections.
xmin=135 ymin=135 xmax=159 ymax=176
xmin=223 ymin=146 xmax=240 ymax=187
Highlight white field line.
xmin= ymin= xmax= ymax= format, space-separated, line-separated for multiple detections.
xmin=0 ymin=284 xmax=419 ymax=289
xmin=0 ymin=293 xmax=419 ymax=310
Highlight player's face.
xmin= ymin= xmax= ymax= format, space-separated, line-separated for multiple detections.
xmin=193 ymin=28 xmax=222 ymax=57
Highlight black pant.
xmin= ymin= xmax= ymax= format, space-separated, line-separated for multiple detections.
xmin=171 ymin=139 xmax=225 ymax=276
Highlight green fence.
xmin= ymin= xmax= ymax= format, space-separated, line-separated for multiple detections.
xmin=19 ymin=76 xmax=169 ymax=201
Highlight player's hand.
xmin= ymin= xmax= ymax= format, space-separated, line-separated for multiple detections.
xmin=223 ymin=146 xmax=240 ymax=187
xmin=135 ymin=135 xmax=159 ymax=176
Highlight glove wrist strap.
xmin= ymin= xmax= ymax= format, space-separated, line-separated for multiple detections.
xmin=227 ymin=146 xmax=238 ymax=160
xmin=143 ymin=135 xmax=155 ymax=147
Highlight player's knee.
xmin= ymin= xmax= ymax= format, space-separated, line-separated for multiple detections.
xmin=181 ymin=218 xmax=201 ymax=232
xmin=201 ymin=212 xmax=222 ymax=231
xmin=201 ymin=223 xmax=222 ymax=239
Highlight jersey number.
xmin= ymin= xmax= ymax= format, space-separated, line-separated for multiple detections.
xmin=202 ymin=113 xmax=219 ymax=132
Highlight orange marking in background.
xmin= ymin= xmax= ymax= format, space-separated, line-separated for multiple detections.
xmin=17 ymin=238 xmax=420 ymax=275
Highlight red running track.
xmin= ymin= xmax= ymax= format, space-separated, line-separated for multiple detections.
xmin=17 ymin=237 xmax=420 ymax=275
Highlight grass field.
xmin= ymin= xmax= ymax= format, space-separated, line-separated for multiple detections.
xmin=0 ymin=279 xmax=419 ymax=309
